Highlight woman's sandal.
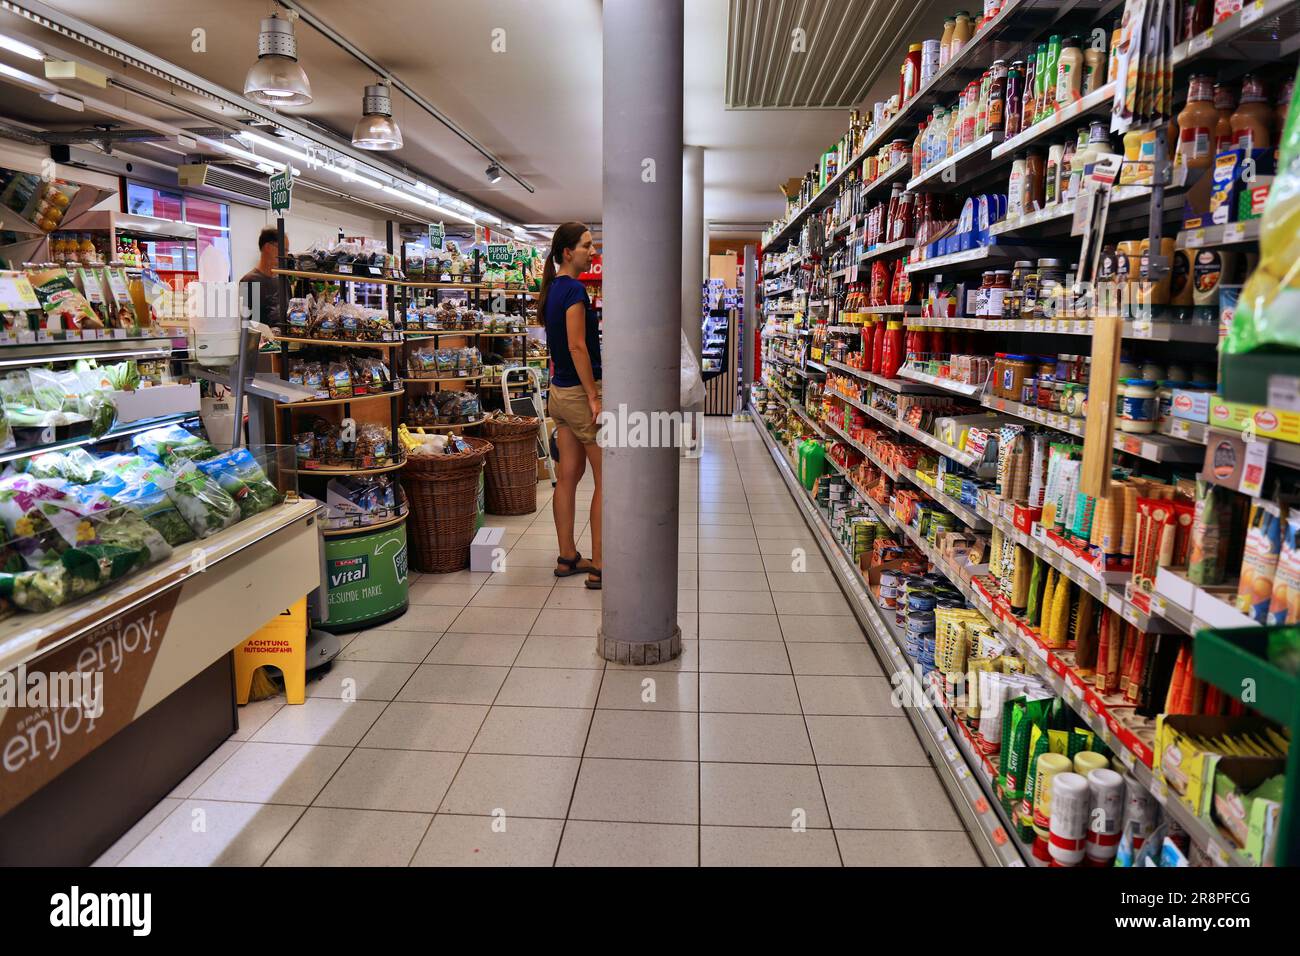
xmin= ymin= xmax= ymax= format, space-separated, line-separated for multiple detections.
xmin=555 ymin=552 xmax=591 ymax=577
xmin=585 ymin=568 xmax=602 ymax=590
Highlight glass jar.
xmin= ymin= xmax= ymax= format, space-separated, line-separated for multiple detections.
xmin=988 ymin=60 xmax=1008 ymax=133
xmin=1004 ymin=60 xmax=1025 ymax=138
xmin=1020 ymin=270 xmax=1040 ymax=319
xmin=1022 ymin=376 xmax=1038 ymax=406
xmin=1036 ymin=258 xmax=1066 ymax=318
xmin=1118 ymin=379 xmax=1158 ymax=433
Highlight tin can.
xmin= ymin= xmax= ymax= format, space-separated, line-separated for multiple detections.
xmin=920 ymin=39 xmax=942 ymax=87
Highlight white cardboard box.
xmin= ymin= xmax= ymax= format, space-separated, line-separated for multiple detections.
xmin=470 ymin=526 xmax=506 ymax=573
xmin=111 ymin=382 xmax=201 ymax=423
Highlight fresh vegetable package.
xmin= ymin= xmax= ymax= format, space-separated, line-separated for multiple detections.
xmin=196 ymin=448 xmax=282 ymax=520
xmin=132 ymin=423 xmax=220 ymax=465
xmin=167 ymin=459 xmax=240 ymax=537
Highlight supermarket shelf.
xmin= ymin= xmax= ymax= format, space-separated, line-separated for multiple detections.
xmin=408 ymin=417 xmax=487 ymax=430
xmin=983 ymin=394 xmax=1084 ymax=437
xmin=322 ymin=511 xmax=408 ymax=537
xmin=273 ymin=334 xmax=401 ymax=350
xmin=825 ymin=325 xmax=866 ymax=334
xmin=895 ymin=418 xmax=981 ymax=469
xmin=275 ymin=267 xmax=401 ymax=286
xmin=863 ymin=159 xmax=911 ymax=198
xmin=991 ymin=83 xmax=1117 ymax=159
xmin=477 ymin=331 xmax=535 ymax=338
xmin=861 ymin=402 xmax=899 ymax=430
xmin=898 ymin=366 xmax=985 ymax=397
xmin=806 ymin=359 xmax=827 ymax=373
xmin=286 ymin=460 xmax=406 ymax=476
xmin=405 ymin=329 xmax=486 ymax=339
xmin=825 ymin=386 xmax=872 ymax=416
xmin=1112 ymin=430 xmax=1205 ymax=463
xmin=765 ymin=144 xmax=874 ymax=249
xmin=0 ymin=333 xmax=175 ymax=366
xmin=905 ymin=313 xmax=1220 ymax=343
xmin=1173 ymin=0 xmax=1300 ymax=65
xmin=404 ymin=374 xmax=484 ymax=384
xmin=752 ymin=414 xmax=1029 ymax=868
xmin=906 ymin=243 xmax=1039 ymax=275
xmin=762 ymin=328 xmax=795 ymax=339
xmin=852 ymin=304 xmax=921 ymax=315
xmin=829 ymin=265 xmax=858 ymax=282
xmin=823 ymin=358 xmax=941 ymax=393
xmin=988 ymin=202 xmax=1079 ymax=238
xmin=278 ymin=388 xmax=404 ymax=410
xmin=908 ymin=131 xmax=1004 ymax=192
xmin=0 ymin=412 xmax=197 ymax=466
xmin=1177 ymin=220 xmax=1262 ymax=249
xmin=858 ymin=236 xmax=917 ymax=264
xmin=821 ymin=416 xmax=873 ymax=459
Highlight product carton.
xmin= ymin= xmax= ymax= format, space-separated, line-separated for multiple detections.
xmin=1170 ymin=388 xmax=1212 ymax=423
xmin=1211 ymin=758 xmax=1285 ymax=863
xmin=1209 ymin=399 xmax=1300 ymax=445
xmin=1153 ymin=714 xmax=1276 ymax=817
xmin=469 ymin=526 xmax=507 ymax=573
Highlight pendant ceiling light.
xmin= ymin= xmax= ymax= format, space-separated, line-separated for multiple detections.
xmin=244 ymin=13 xmax=312 ymax=106
xmin=351 ymin=82 xmax=403 ymax=151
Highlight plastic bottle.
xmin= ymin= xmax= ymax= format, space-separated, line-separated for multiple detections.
xmin=1041 ymin=35 xmax=1062 ymax=121
xmin=950 ymin=11 xmax=973 ymax=60
xmin=1056 ymin=36 xmax=1083 ymax=107
xmin=1213 ymin=83 xmax=1239 ymax=155
xmin=1008 ymin=154 xmax=1028 ymax=218
xmin=1022 ymin=50 xmax=1039 ymax=132
xmin=1232 ymin=73 xmax=1274 ymax=152
xmin=939 ymin=16 xmax=956 ymax=68
xmin=1005 ymin=61 xmax=1025 ymax=138
xmin=880 ymin=320 xmax=906 ymax=377
xmin=1176 ymin=74 xmax=1217 ymax=171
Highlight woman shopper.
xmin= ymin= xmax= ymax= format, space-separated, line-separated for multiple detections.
xmin=541 ymin=222 xmax=603 ymax=590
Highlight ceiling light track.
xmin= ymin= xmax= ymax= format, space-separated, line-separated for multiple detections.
xmin=0 ymin=0 xmax=519 ymax=224
xmin=274 ymin=0 xmax=534 ymax=194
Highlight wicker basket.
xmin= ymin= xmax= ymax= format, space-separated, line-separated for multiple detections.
xmin=481 ymin=416 xmax=540 ymax=515
xmin=401 ymin=437 xmax=493 ymax=573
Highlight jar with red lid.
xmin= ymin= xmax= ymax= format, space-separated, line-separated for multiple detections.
xmin=889 ymin=138 xmax=911 ymax=167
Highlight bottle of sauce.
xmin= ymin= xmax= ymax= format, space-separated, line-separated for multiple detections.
xmin=976 ymin=70 xmax=993 ymax=139
xmin=1231 ymin=74 xmax=1273 ymax=152
xmin=1175 ymin=74 xmax=1217 ymax=171
xmin=1275 ymin=76 xmax=1294 ymax=156
xmin=1046 ymin=143 xmax=1063 ymax=206
xmin=939 ymin=17 xmax=957 ymax=68
xmin=1061 ymin=135 xmax=1079 ymax=202
xmin=1213 ymin=83 xmax=1239 ymax=154
xmin=1032 ymin=43 xmax=1049 ymax=126
xmin=1083 ymin=44 xmax=1107 ymax=95
xmin=1041 ymin=35 xmax=1062 ymax=121
xmin=1025 ymin=147 xmax=1047 ymax=211
xmin=900 ymin=43 xmax=924 ymax=104
xmin=988 ymin=60 xmax=1008 ymax=133
xmin=912 ymin=118 xmax=929 ymax=178
xmin=1022 ymin=53 xmax=1038 ymax=133
xmin=1004 ymin=61 xmax=1025 ymax=138
xmin=950 ymin=12 xmax=973 ymax=60
xmin=1007 ymin=154 xmax=1028 ymax=218
xmin=880 ymin=320 xmax=906 ymax=378
xmin=1056 ymin=36 xmax=1084 ymax=107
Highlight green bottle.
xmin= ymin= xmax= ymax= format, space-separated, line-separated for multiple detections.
xmin=1041 ymin=35 xmax=1062 ymax=122
xmin=1032 ymin=43 xmax=1048 ymax=125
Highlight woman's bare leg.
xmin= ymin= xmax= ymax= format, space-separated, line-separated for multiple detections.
xmin=554 ymin=425 xmax=588 ymax=569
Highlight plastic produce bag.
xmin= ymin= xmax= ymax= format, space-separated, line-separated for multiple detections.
xmin=166 ymin=459 xmax=240 ymax=538
xmin=23 ymin=448 xmax=107 ymax=484
xmin=132 ymin=423 xmax=220 ymax=465
xmin=1227 ymin=60 xmax=1300 ymax=354
xmin=197 ymin=448 xmax=283 ymax=520
xmin=112 ymin=471 xmax=196 ymax=547
xmin=681 ymin=330 xmax=706 ymax=409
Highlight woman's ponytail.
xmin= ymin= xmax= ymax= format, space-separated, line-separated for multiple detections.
xmin=538 ymin=221 xmax=589 ymax=317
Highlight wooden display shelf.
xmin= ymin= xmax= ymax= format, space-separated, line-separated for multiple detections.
xmin=278 ymin=388 xmax=405 ymax=409
xmin=274 ymin=267 xmax=402 ymax=286
xmin=285 ymin=460 xmax=407 ymax=476
xmin=273 ymin=334 xmax=402 ymax=350
xmin=404 ymin=373 xmax=484 ymax=384
xmin=408 ymin=417 xmax=487 ymax=430
xmin=323 ymin=511 xmax=409 ymax=537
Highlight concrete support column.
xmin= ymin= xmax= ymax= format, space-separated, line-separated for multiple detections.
xmin=598 ymin=0 xmax=683 ymax=664
xmin=741 ymin=243 xmax=757 ymax=412
xmin=681 ymin=145 xmax=705 ymax=352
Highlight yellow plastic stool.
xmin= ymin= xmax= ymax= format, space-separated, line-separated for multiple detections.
xmin=234 ymin=598 xmax=308 ymax=705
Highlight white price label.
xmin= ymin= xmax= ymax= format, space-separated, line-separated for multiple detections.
xmin=1170 ymin=418 xmax=1191 ymax=439
xmin=1131 ymin=320 xmax=1154 ymax=339
xmin=1152 ymin=778 xmax=1169 ymax=804
xmin=1240 ymin=438 xmax=1270 ymax=498
xmin=0 ymin=333 xmax=11 ymax=345
xmin=1186 ymin=229 xmax=1206 ymax=248
xmin=1123 ymin=605 xmax=1141 ymax=627
xmin=944 ymin=746 xmax=959 ymax=761
xmin=1073 ymin=319 xmax=1089 ymax=334
xmin=955 ymin=764 xmax=970 ymax=780
xmin=1189 ymin=29 xmax=1213 ymax=54
xmin=1224 ymin=222 xmax=1245 ymax=243
xmin=1065 ymin=681 xmax=1083 ymax=702
xmin=1119 ymin=747 xmax=1136 ymax=769
xmin=1207 ymin=839 xmax=1231 ymax=866
xmin=113 ymin=329 xmax=127 ymax=339
xmin=1240 ymin=0 xmax=1265 ymax=26
xmin=936 ymin=727 xmax=950 ymax=741
xmin=1035 ymin=644 xmax=1049 ymax=662
xmin=36 ymin=330 xmax=52 ymax=342
xmin=17 ymin=331 xmax=35 ymax=344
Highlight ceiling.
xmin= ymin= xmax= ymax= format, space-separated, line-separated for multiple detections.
xmin=0 ymin=0 xmax=949 ymax=235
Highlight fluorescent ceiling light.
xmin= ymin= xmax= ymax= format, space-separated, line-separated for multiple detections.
xmin=40 ymin=90 xmax=83 ymax=112
xmin=241 ymin=130 xmax=313 ymax=165
xmin=0 ymin=33 xmax=43 ymax=61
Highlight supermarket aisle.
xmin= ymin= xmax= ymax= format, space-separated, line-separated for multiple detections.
xmin=95 ymin=418 xmax=980 ymax=867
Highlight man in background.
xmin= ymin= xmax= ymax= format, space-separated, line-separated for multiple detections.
xmin=240 ymin=226 xmax=284 ymax=326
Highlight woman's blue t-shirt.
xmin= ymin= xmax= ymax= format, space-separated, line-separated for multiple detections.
xmin=543 ymin=274 xmax=601 ymax=388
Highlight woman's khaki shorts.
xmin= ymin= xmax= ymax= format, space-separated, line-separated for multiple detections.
xmin=550 ymin=382 xmax=601 ymax=445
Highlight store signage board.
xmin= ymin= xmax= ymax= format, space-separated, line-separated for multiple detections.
xmin=428 ymin=221 xmax=444 ymax=252
xmin=0 ymin=587 xmax=179 ymax=815
xmin=321 ymin=521 xmax=410 ymax=628
xmin=486 ymin=243 xmax=513 ymax=267
xmin=269 ymin=169 xmax=293 ymax=213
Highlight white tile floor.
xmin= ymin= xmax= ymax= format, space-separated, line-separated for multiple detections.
xmin=96 ymin=418 xmax=981 ymax=867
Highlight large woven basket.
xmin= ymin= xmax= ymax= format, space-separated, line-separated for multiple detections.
xmin=401 ymin=436 xmax=493 ymax=573
xmin=481 ymin=416 xmax=540 ymax=515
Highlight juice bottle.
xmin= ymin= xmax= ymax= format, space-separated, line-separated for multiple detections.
xmin=939 ymin=17 xmax=956 ymax=68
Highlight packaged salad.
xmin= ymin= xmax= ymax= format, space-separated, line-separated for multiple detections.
xmin=167 ymin=459 xmax=240 ymax=537
xmin=23 ymin=447 xmax=108 ymax=484
xmin=197 ymin=448 xmax=283 ymax=520
xmin=132 ymin=423 xmax=220 ymax=465
xmin=0 ymin=473 xmax=112 ymax=570
xmin=112 ymin=470 xmax=197 ymax=547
